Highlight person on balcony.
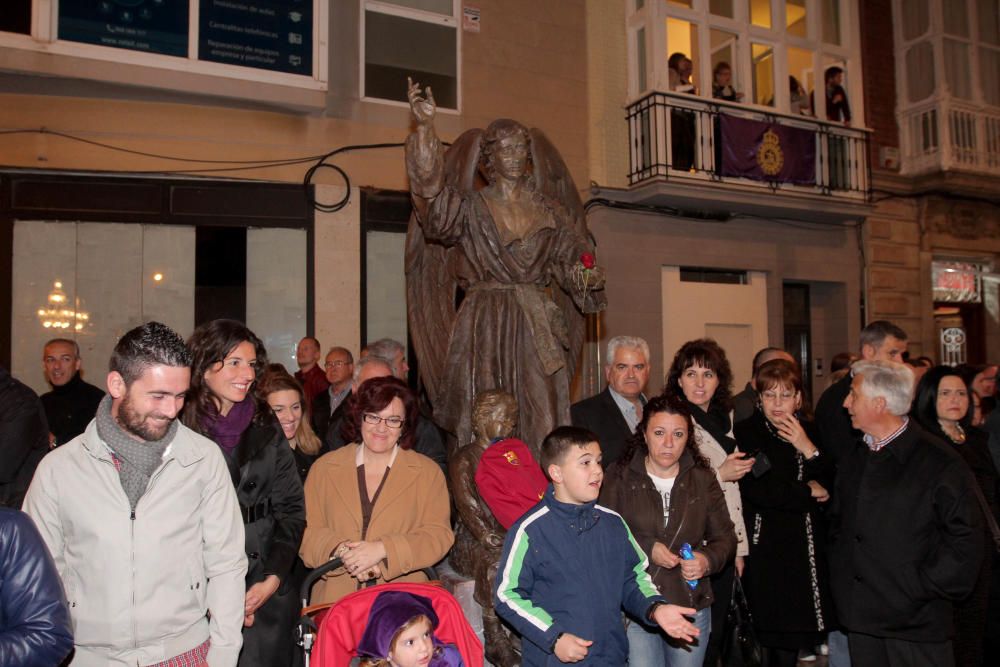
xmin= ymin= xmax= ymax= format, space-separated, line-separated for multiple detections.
xmin=822 ymin=67 xmax=851 ymax=126
xmin=790 ymin=76 xmax=812 ymax=116
xmin=668 ymin=52 xmax=697 ymax=171
xmin=712 ymin=62 xmax=743 ymax=102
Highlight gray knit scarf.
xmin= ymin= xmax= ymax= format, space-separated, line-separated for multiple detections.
xmin=95 ymin=395 xmax=177 ymax=511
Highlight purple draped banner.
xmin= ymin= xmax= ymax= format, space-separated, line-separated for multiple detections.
xmin=719 ymin=114 xmax=816 ymax=185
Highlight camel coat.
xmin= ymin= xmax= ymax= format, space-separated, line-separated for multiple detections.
xmin=300 ymin=444 xmax=453 ymax=605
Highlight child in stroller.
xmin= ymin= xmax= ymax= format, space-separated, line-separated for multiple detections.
xmin=358 ymin=591 xmax=464 ymax=667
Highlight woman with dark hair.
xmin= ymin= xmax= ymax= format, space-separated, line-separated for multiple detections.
xmin=663 ymin=338 xmax=753 ymax=666
xmin=601 ymin=393 xmax=736 ymax=666
xmin=734 ymin=359 xmax=836 ymax=666
xmin=912 ymin=365 xmax=998 ymax=667
xmin=182 ymin=319 xmax=306 ymax=667
xmin=299 ymin=376 xmax=453 ymax=605
xmin=957 ymin=363 xmax=998 ymax=422
xmin=258 ymin=365 xmax=325 ymax=482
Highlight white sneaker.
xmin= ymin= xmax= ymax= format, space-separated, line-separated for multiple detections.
xmin=798 ymin=648 xmax=817 ymax=662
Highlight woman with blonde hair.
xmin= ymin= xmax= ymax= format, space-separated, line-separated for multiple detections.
xmin=258 ymin=365 xmax=325 ymax=482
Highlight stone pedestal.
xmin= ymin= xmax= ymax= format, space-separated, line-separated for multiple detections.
xmin=438 ymin=558 xmax=494 ymax=666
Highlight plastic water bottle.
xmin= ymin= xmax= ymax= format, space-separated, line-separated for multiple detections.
xmin=679 ymin=542 xmax=699 ymax=590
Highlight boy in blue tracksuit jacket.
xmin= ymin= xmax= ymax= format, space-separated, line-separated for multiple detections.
xmin=494 ymin=426 xmax=699 ymax=666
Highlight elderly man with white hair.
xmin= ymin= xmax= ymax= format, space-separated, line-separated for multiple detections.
xmin=570 ymin=335 xmax=650 ymax=468
xmin=829 ymin=360 xmax=984 ymax=667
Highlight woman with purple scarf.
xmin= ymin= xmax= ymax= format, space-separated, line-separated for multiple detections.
xmin=183 ymin=319 xmax=306 ymax=667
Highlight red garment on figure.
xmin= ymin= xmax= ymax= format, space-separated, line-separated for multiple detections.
xmin=475 ymin=438 xmax=548 ymax=529
xmin=295 ymin=365 xmax=330 ymax=407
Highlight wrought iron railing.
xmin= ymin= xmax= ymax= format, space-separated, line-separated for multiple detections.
xmin=626 ymin=90 xmax=871 ymax=201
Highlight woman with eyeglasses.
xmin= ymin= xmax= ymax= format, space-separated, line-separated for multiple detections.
xmin=299 ymin=376 xmax=453 ymax=605
xmin=734 ymin=359 xmax=836 ymax=667
xmin=183 ymin=320 xmax=306 ymax=667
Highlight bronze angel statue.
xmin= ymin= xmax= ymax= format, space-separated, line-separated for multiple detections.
xmin=405 ymin=78 xmax=606 ymax=454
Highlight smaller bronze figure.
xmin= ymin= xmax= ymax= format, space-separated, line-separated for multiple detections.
xmin=450 ymin=390 xmax=522 ymax=667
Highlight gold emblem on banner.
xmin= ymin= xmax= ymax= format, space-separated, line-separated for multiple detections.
xmin=756 ymin=129 xmax=784 ymax=175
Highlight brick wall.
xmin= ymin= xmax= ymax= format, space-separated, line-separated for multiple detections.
xmin=859 ymin=0 xmax=899 ymax=170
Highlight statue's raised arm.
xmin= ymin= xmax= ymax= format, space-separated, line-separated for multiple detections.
xmin=405 ymin=78 xmax=445 ymax=201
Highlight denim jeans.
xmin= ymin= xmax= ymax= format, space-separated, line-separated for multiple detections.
xmin=626 ymin=606 xmax=712 ymax=666
xmin=828 ymin=629 xmax=852 ymax=667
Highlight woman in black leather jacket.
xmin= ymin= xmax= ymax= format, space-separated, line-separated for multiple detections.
xmin=183 ymin=319 xmax=306 ymax=667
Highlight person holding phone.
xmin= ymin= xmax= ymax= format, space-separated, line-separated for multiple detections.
xmin=663 ymin=338 xmax=752 ymax=666
xmin=735 ymin=359 xmax=836 ymax=667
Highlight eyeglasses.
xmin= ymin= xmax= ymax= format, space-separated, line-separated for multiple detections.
xmin=362 ymin=413 xmax=404 ymax=429
xmin=325 ymin=360 xmax=352 ymax=369
xmin=760 ymin=391 xmax=796 ymax=403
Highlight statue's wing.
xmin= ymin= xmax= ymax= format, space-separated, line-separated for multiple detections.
xmin=405 ymin=129 xmax=484 ymax=409
xmin=529 ymin=127 xmax=590 ymax=382
xmin=529 ymin=127 xmax=587 ymax=236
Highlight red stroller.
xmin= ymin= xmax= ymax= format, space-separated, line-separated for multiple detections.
xmin=298 ymin=558 xmax=483 ymax=667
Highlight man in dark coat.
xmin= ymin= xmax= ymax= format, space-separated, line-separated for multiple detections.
xmin=815 ymin=321 xmax=908 ymax=667
xmin=815 ymin=320 xmax=908 ymax=467
xmin=830 ymin=360 xmax=983 ymax=666
xmin=0 ymin=365 xmax=50 ymax=509
xmin=39 ymin=338 xmax=104 ymax=446
xmin=311 ymin=346 xmax=353 ymax=439
xmin=570 ymin=336 xmax=650 ymax=468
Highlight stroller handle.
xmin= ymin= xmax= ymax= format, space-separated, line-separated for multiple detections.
xmin=300 ymin=558 xmax=441 ymax=609
xmin=300 ymin=556 xmax=344 ymax=608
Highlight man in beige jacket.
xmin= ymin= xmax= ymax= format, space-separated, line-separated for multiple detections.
xmin=24 ymin=322 xmax=247 ymax=666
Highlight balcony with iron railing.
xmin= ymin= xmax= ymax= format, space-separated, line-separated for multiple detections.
xmin=618 ymin=91 xmax=872 ymax=223
xmin=899 ymin=98 xmax=1000 ymax=177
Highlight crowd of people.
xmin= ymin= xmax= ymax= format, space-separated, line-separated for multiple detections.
xmin=1 ymin=317 xmax=999 ymax=667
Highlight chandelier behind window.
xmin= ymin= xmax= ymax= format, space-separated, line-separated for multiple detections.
xmin=36 ymin=281 xmax=90 ymax=331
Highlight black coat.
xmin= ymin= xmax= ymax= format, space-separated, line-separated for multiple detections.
xmin=40 ymin=373 xmax=104 ymax=446
xmin=736 ymin=411 xmax=836 ymax=643
xmin=829 ymin=422 xmax=984 ymax=642
xmin=0 ymin=366 xmax=50 ymax=509
xmin=311 ymin=388 xmax=349 ymax=444
xmin=570 ymin=387 xmax=635 ymax=468
xmin=814 ymin=374 xmax=860 ymax=466
xmin=224 ymin=417 xmax=306 ymax=667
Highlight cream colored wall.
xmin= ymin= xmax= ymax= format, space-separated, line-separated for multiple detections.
xmin=0 ymin=1 xmax=590 ymax=193
xmin=661 ymin=267 xmax=770 ymax=390
xmin=589 ymin=208 xmax=863 ymax=392
xmin=0 ymin=1 xmax=591 ymax=350
xmin=586 ymin=0 xmax=630 ymax=190
xmin=314 ymin=184 xmax=361 ymax=357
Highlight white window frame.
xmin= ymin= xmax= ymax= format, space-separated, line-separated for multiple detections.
xmin=626 ymin=0 xmax=860 ymax=123
xmin=0 ymin=1 xmax=329 ymax=101
xmin=359 ymin=0 xmax=461 ymax=113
